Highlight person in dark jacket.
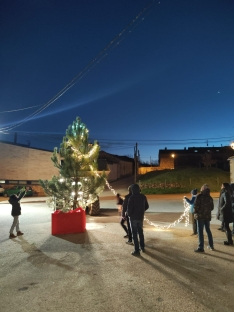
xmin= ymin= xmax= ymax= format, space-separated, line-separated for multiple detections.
xmin=230 ymin=183 xmax=234 ymax=235
xmin=184 ymin=188 xmax=198 ymax=236
xmin=194 ymin=184 xmax=214 ymax=252
xmin=9 ymin=187 xmax=29 ymax=239
xmin=127 ymin=184 xmax=149 ymax=256
xmin=116 ymin=193 xmax=128 ymax=237
xmin=217 ymin=183 xmax=233 ymax=245
xmin=122 ymin=186 xmax=133 ymax=244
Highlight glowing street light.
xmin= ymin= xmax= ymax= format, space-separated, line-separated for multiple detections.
xmin=231 ymin=142 xmax=234 ymax=150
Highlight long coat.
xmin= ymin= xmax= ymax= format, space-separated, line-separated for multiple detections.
xmin=217 ymin=189 xmax=233 ymax=223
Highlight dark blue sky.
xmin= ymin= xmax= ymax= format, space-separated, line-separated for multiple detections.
xmin=1 ymin=0 xmax=234 ymax=163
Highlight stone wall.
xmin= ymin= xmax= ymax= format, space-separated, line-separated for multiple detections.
xmin=0 ymin=142 xmax=59 ymax=181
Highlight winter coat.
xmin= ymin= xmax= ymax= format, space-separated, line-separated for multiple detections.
xmin=9 ymin=191 xmax=26 ymax=217
xmin=127 ymin=184 xmax=149 ymax=220
xmin=194 ymin=188 xmax=214 ymax=221
xmin=217 ymin=189 xmax=233 ymax=223
xmin=184 ymin=195 xmax=197 ymax=214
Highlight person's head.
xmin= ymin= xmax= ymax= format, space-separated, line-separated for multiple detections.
xmin=9 ymin=194 xmax=18 ymax=201
xmin=200 ymin=184 xmax=209 ymax=192
xmin=131 ymin=184 xmax=140 ymax=194
xmin=221 ymin=183 xmax=233 ymax=195
xmin=116 ymin=193 xmax=121 ymax=198
xmin=191 ymin=188 xmax=197 ymax=195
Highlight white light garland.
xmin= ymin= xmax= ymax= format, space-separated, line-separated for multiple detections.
xmin=93 ymin=169 xmax=191 ymax=230
xmin=144 ymin=199 xmax=190 ymax=229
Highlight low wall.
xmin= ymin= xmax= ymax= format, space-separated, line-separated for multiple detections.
xmin=138 ymin=166 xmax=172 ymax=175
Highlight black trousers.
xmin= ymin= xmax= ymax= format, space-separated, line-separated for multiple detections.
xmin=120 ymin=216 xmax=132 ymax=240
xmin=191 ymin=213 xmax=197 ymax=234
xmin=223 ymin=221 xmax=233 ymax=243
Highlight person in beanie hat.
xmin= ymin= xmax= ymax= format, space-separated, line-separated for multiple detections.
xmin=184 ymin=188 xmax=198 ymax=235
xmin=193 ymin=184 xmax=214 ymax=252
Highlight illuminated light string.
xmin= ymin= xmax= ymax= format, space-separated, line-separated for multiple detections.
xmin=0 ymin=0 xmax=157 ymax=133
xmin=93 ymin=168 xmax=191 ymax=229
xmin=144 ymin=199 xmax=190 ymax=230
xmin=70 ymin=142 xmax=99 ymax=160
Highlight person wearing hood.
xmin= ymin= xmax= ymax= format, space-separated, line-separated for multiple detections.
xmin=8 ymin=186 xmax=29 ymax=239
xmin=184 ymin=188 xmax=198 ymax=236
xmin=217 ymin=183 xmax=233 ymax=245
xmin=127 ymin=184 xmax=149 ymax=256
xmin=193 ymin=184 xmax=214 ymax=252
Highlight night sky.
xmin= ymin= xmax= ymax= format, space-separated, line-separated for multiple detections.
xmin=1 ymin=0 xmax=234 ymax=163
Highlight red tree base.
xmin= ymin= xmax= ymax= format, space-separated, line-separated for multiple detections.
xmin=52 ymin=208 xmax=86 ymax=235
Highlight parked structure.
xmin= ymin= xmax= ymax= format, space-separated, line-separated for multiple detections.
xmin=99 ymin=151 xmax=134 ymax=181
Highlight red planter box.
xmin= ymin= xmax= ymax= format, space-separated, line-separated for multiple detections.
xmin=52 ymin=208 xmax=86 ymax=235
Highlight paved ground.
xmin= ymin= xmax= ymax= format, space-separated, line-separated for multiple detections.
xmin=0 ymin=179 xmax=234 ymax=312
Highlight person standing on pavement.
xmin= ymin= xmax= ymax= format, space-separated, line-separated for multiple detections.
xmin=193 ymin=184 xmax=214 ymax=252
xmin=127 ymin=184 xmax=149 ymax=256
xmin=122 ymin=185 xmax=133 ymax=244
xmin=184 ymin=188 xmax=198 ymax=236
xmin=217 ymin=183 xmax=233 ymax=245
xmin=9 ymin=186 xmax=29 ymax=239
xmin=116 ymin=193 xmax=128 ymax=237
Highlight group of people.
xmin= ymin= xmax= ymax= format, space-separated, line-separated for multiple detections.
xmin=184 ymin=183 xmax=234 ymax=252
xmin=118 ymin=182 xmax=234 ymax=255
xmin=9 ymin=181 xmax=234 ymax=255
xmin=116 ymin=184 xmax=149 ymax=256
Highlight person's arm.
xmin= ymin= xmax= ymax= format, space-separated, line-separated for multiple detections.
xmin=193 ymin=196 xmax=200 ymax=214
xmin=17 ymin=186 xmax=30 ymax=201
xmin=211 ymin=199 xmax=214 ymax=211
xmin=127 ymin=196 xmax=133 ymax=216
xmin=185 ymin=197 xmax=191 ymax=204
xmin=144 ymin=196 xmax=149 ymax=211
xmin=220 ymin=193 xmax=227 ymax=212
xmin=122 ymin=197 xmax=128 ymax=218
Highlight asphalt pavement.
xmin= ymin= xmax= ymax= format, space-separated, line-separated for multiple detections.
xmin=0 ymin=178 xmax=233 ymax=312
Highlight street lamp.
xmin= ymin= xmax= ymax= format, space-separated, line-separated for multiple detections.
xmin=231 ymin=142 xmax=234 ymax=150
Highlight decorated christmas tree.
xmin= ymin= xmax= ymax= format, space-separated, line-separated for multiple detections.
xmin=40 ymin=117 xmax=106 ymax=214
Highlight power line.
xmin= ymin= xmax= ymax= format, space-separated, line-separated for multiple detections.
xmin=0 ymin=0 xmax=157 ymax=132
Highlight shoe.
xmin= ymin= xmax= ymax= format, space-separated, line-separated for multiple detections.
xmin=17 ymin=231 xmax=24 ymax=236
xmin=9 ymin=233 xmax=17 ymax=239
xmin=190 ymin=233 xmax=197 ymax=236
xmin=131 ymin=251 xmax=140 ymax=256
xmin=140 ymin=248 xmax=145 ymax=253
xmin=218 ymin=228 xmax=223 ymax=231
xmin=124 ymin=235 xmax=129 ymax=238
xmin=207 ymin=246 xmax=215 ymax=251
xmin=194 ymin=248 xmax=204 ymax=253
xmin=224 ymin=241 xmax=233 ymax=245
xmin=126 ymin=240 xmax=133 ymax=245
